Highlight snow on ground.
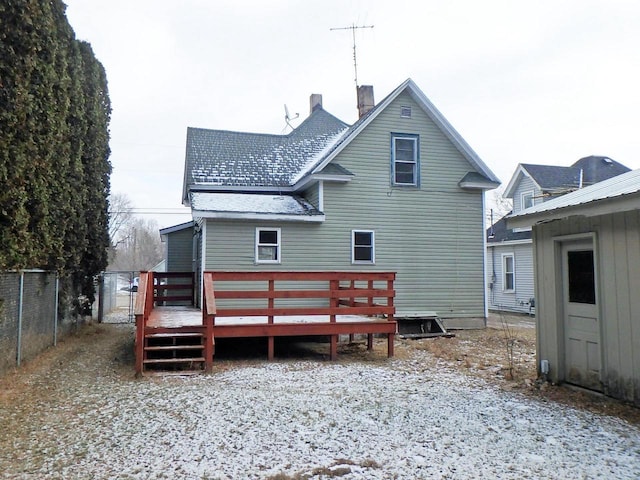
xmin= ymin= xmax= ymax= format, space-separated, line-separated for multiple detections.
xmin=3 ymin=341 xmax=639 ymax=480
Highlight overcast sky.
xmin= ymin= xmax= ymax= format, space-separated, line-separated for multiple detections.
xmin=64 ymin=0 xmax=640 ymax=229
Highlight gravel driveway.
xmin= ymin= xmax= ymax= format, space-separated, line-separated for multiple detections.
xmin=1 ymin=323 xmax=639 ymax=479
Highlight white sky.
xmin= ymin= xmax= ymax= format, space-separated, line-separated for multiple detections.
xmin=64 ymin=0 xmax=640 ymax=229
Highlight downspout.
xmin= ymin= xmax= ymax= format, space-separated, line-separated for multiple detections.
xmin=200 ymin=219 xmax=207 ymax=308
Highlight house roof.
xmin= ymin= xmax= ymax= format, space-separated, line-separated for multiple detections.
xmin=182 ymin=78 xmax=500 ymax=207
xmin=182 ymin=108 xmax=349 ymax=202
xmin=159 ymin=221 xmax=194 ymax=236
xmin=486 ymin=214 xmax=531 ymax=243
xmin=504 ymin=156 xmax=630 ymax=198
xmin=190 ymin=192 xmax=324 ymax=222
xmin=508 ymin=168 xmax=640 ymax=228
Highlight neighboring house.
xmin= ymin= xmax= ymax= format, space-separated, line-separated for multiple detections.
xmin=168 ymin=78 xmax=500 ymax=328
xmin=487 ymin=156 xmax=630 ymax=314
xmin=508 ymin=169 xmax=640 ymax=406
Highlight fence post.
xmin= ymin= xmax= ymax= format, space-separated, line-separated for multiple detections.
xmin=54 ymin=273 xmax=59 ymax=346
xmin=16 ymin=271 xmax=24 ymax=367
xmin=97 ymin=273 xmax=104 ymax=324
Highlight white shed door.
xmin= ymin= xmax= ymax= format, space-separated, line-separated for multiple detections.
xmin=562 ymin=240 xmax=602 ymax=391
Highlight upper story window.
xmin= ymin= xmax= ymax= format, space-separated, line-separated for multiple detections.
xmin=352 ymin=230 xmax=375 ymax=264
xmin=521 ymin=191 xmax=535 ymax=211
xmin=391 ymin=133 xmax=419 ymax=186
xmin=255 ymin=228 xmax=281 ymax=264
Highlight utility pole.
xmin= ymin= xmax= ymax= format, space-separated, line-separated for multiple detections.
xmin=330 ymin=23 xmax=374 ymax=87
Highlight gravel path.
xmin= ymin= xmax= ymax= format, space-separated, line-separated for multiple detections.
xmin=1 ymin=324 xmax=639 ymax=479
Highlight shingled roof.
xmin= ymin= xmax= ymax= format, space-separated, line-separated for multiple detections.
xmin=183 ymin=107 xmax=349 ymax=200
xmin=506 ymin=156 xmax=630 ymax=198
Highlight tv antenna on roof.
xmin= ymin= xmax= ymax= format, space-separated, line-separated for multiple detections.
xmin=283 ymin=104 xmax=299 ymax=132
xmin=330 ymin=23 xmax=374 ymax=87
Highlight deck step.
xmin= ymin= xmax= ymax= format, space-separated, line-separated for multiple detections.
xmin=143 ymin=357 xmax=206 ymax=364
xmin=145 ymin=332 xmax=204 ymax=339
xmin=144 ymin=345 xmax=204 ymax=351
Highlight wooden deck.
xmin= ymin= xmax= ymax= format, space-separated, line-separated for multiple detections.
xmin=135 ymin=271 xmax=397 ymax=375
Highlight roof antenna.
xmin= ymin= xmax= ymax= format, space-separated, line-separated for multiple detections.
xmin=283 ymin=104 xmax=299 ymax=132
xmin=330 ymin=23 xmax=374 ymax=87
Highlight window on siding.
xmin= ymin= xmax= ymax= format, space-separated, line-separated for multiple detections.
xmin=352 ymin=230 xmax=375 ymax=264
xmin=521 ymin=191 xmax=534 ymax=210
xmin=502 ymin=254 xmax=515 ymax=292
xmin=256 ymin=228 xmax=281 ymax=264
xmin=391 ymin=134 xmax=419 ymax=186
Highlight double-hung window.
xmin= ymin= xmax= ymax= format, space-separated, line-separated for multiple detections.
xmin=256 ymin=228 xmax=281 ymax=264
xmin=502 ymin=253 xmax=515 ymax=292
xmin=352 ymin=230 xmax=375 ymax=264
xmin=391 ymin=133 xmax=419 ymax=186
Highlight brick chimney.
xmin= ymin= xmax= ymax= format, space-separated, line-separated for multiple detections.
xmin=357 ymin=85 xmax=374 ymax=118
xmin=310 ymin=94 xmax=323 ymax=114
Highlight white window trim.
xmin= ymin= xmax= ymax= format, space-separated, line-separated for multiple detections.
xmin=255 ymin=227 xmax=281 ymax=264
xmin=502 ymin=253 xmax=515 ymax=293
xmin=351 ymin=230 xmax=375 ymax=264
xmin=520 ymin=190 xmax=535 ymax=211
xmin=391 ymin=134 xmax=419 ymax=187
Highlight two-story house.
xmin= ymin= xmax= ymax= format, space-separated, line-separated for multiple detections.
xmin=166 ymin=79 xmax=500 ymax=328
xmin=487 ymin=156 xmax=630 ymax=314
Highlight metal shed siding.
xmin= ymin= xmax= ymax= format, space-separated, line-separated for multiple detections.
xmin=533 ymin=211 xmax=640 ymax=404
xmin=204 ymin=92 xmax=487 ymax=320
xmin=167 ymin=227 xmax=194 ymax=272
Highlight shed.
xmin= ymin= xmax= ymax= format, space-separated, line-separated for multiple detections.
xmin=508 ymin=169 xmax=640 ymax=405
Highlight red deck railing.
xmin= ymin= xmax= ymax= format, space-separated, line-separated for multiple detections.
xmin=135 ymin=271 xmax=396 ymax=374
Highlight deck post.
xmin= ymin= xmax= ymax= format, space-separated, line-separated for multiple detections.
xmin=135 ymin=314 xmax=144 ymax=375
xmin=367 ymin=334 xmax=373 ymax=350
xmin=387 ymin=333 xmax=395 ymax=358
xmin=268 ymin=337 xmax=275 ymax=360
xmin=330 ymin=335 xmax=338 ymax=360
xmin=204 ymin=315 xmax=213 ymax=373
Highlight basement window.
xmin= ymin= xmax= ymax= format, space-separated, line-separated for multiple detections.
xmin=256 ymin=228 xmax=281 ymax=264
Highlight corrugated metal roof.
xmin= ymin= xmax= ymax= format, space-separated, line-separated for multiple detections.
xmin=510 ymin=169 xmax=640 ymax=219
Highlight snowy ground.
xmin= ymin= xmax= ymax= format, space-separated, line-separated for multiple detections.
xmin=1 ymin=324 xmax=639 ymax=479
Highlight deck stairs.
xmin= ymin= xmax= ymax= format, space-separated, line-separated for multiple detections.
xmin=143 ymin=330 xmax=207 ymax=373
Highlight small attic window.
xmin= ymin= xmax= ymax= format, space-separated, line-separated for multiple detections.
xmin=400 ymin=106 xmax=412 ymax=118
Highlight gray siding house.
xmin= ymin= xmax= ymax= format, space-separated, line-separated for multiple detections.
xmin=172 ymin=79 xmax=500 ymax=328
xmin=509 ymin=169 xmax=640 ymax=405
xmin=487 ymin=156 xmax=630 ymax=314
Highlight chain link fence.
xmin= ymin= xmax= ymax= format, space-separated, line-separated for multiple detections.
xmin=0 ymin=270 xmax=59 ymax=375
xmin=96 ymin=271 xmax=139 ymax=324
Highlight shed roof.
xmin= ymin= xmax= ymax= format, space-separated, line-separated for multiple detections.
xmin=508 ymin=169 xmax=640 ymax=228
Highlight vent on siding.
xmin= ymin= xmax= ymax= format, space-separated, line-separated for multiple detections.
xmin=400 ymin=106 xmax=412 ymax=118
